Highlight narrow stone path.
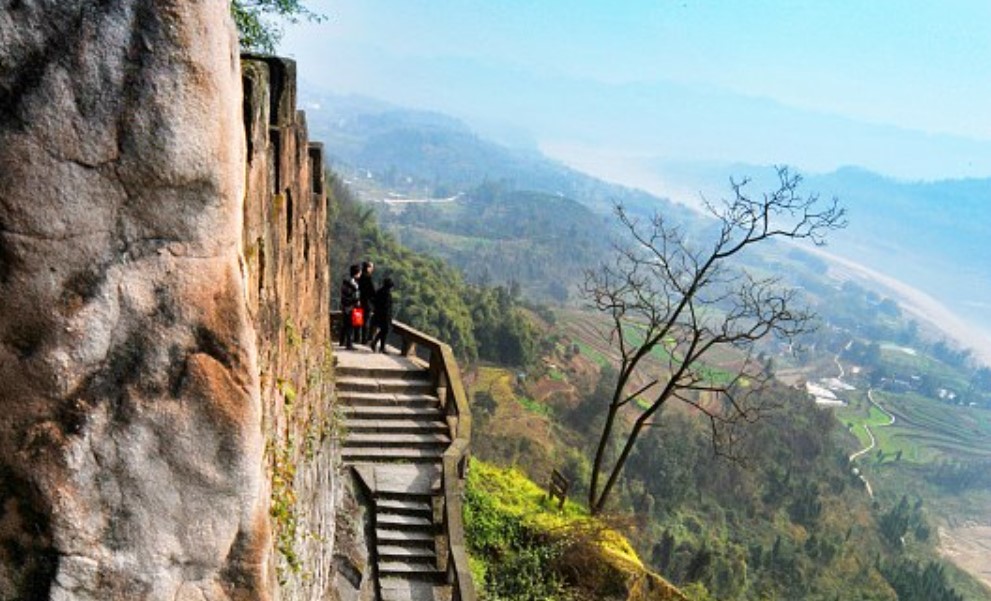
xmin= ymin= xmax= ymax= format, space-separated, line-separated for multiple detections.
xmin=336 ymin=344 xmax=453 ymax=601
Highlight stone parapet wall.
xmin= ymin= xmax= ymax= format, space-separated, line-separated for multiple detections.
xmin=241 ymin=55 xmax=338 ymax=599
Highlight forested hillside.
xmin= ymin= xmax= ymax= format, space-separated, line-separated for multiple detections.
xmin=469 ymin=313 xmax=987 ymax=600
xmin=325 ymin=161 xmax=989 ymax=599
xmin=379 ymin=183 xmax=612 ymax=301
xmin=326 ymin=172 xmax=536 ymax=366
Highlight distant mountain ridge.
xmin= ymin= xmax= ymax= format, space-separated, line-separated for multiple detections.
xmin=299 ymin=88 xmax=679 ymax=218
xmin=648 ymin=160 xmax=991 ymax=345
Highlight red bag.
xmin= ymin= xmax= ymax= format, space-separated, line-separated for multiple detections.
xmin=351 ymin=307 xmax=364 ymax=327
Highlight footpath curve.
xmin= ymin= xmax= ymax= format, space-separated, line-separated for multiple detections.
xmin=848 ymin=388 xmax=896 ymax=497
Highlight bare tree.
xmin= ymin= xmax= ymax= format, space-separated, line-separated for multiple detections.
xmin=581 ymin=167 xmax=846 ymax=514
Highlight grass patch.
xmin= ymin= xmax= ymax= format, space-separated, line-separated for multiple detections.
xmin=517 ymin=395 xmax=551 ymax=416
xmin=574 ymin=341 xmax=610 ymax=368
xmin=473 ymin=366 xmax=518 ymax=405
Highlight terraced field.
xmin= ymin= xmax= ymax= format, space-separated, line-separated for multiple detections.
xmin=879 ymin=391 xmax=991 ymax=461
xmin=838 ymin=387 xmax=991 ymax=464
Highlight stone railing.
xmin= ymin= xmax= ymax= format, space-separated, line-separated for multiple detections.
xmin=331 ymin=314 xmax=475 ymax=600
xmin=390 ymin=321 xmax=474 ymax=601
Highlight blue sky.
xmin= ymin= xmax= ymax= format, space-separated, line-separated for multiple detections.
xmin=281 ymin=0 xmax=991 ymax=181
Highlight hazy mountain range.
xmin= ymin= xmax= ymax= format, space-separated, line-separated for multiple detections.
xmin=300 ymin=88 xmax=991 ymax=363
xmin=647 ymin=160 xmax=991 ymax=351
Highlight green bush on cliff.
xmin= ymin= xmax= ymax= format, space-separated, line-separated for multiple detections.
xmin=464 ymin=459 xmax=685 ymax=601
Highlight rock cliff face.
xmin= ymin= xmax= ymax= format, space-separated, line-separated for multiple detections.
xmin=1 ymin=3 xmax=337 ymax=600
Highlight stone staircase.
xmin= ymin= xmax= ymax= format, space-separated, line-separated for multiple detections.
xmin=337 ymin=346 xmax=454 ymax=601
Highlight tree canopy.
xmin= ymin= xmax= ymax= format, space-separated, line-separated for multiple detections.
xmin=231 ymin=0 xmax=323 ymax=53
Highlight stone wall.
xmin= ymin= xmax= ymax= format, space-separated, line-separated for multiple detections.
xmin=240 ymin=55 xmax=339 ymax=599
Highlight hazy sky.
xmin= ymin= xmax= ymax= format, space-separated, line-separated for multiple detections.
xmin=281 ymin=1 xmax=991 ymax=181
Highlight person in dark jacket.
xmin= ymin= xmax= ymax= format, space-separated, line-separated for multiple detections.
xmin=339 ymin=264 xmax=361 ymax=349
xmin=370 ymin=277 xmax=394 ymax=353
xmin=358 ymin=260 xmax=376 ymax=344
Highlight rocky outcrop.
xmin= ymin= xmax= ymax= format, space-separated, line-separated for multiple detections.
xmin=240 ymin=55 xmax=338 ymax=599
xmin=0 ymin=3 xmax=341 ymax=600
xmin=327 ymin=476 xmax=374 ymax=601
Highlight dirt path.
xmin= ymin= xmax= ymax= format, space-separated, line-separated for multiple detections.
xmin=848 ymin=389 xmax=896 ymax=497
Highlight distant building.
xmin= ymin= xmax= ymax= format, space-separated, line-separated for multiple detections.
xmin=806 ymin=382 xmax=847 ymax=406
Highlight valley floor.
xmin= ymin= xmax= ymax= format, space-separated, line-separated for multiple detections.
xmin=938 ymin=525 xmax=991 ymax=591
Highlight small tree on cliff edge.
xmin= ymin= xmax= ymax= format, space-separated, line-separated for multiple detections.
xmin=582 ymin=166 xmax=846 ymax=515
xmin=232 ymin=0 xmax=323 ymax=53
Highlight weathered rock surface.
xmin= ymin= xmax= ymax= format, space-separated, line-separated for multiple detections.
xmin=326 ymin=473 xmax=374 ymax=601
xmin=0 ymin=2 xmax=268 ymax=599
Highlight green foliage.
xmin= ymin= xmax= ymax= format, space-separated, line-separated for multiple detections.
xmin=878 ymin=495 xmax=927 ymax=548
xmin=515 ymin=396 xmax=550 ymax=416
xmin=464 ymin=462 xmax=577 ymax=600
xmin=381 ymin=184 xmax=611 ymax=303
xmin=467 ymin=284 xmax=537 ymax=366
xmin=559 ymin=372 xmax=905 ymax=600
xmin=267 ymin=437 xmax=301 ymax=582
xmin=926 ymin=459 xmax=991 ymax=492
xmin=464 ymin=460 xmax=678 ymax=600
xmin=277 ymin=377 xmax=297 ymax=406
xmin=879 ymin=559 xmax=965 ymax=601
xmin=231 ymin=0 xmax=323 ymax=53
xmin=284 ymin=316 xmax=302 ymax=348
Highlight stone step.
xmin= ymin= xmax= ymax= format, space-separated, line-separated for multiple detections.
xmin=342 ymin=405 xmax=444 ymax=420
xmin=379 ymin=581 xmax=452 ymax=601
xmin=345 ymin=432 xmax=450 ymax=448
xmin=342 ymin=447 xmax=445 ymax=463
xmin=377 ymin=528 xmax=436 ymax=546
xmin=338 ymin=391 xmax=441 ymax=408
xmin=378 ymin=561 xmax=446 ymax=582
xmin=376 ymin=490 xmax=437 ymax=504
xmin=376 ymin=498 xmax=433 ymax=517
xmin=378 ymin=513 xmax=435 ymax=530
xmin=377 ymin=545 xmax=438 ymax=561
xmin=336 ymin=365 xmax=431 ymax=381
xmin=346 ymin=419 xmax=448 ymax=435
xmin=336 ymin=376 xmax=435 ymax=394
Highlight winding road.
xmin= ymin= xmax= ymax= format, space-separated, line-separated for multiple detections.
xmin=848 ymin=388 xmax=896 ymax=497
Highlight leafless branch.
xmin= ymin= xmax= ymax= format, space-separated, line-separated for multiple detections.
xmin=580 ymin=167 xmax=845 ymax=514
